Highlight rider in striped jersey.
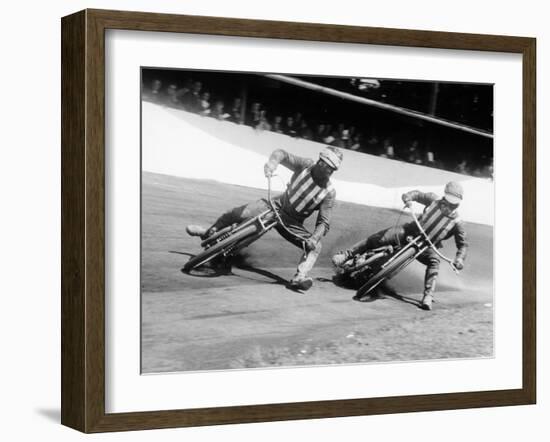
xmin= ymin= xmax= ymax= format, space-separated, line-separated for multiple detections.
xmin=332 ymin=181 xmax=468 ymax=310
xmin=186 ymin=146 xmax=343 ymax=291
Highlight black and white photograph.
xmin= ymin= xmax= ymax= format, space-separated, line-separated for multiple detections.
xmin=140 ymin=68 xmax=494 ymax=374
xmin=1 ymin=0 xmax=544 ymax=437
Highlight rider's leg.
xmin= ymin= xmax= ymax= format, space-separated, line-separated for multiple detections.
xmin=366 ymin=226 xmax=407 ymax=250
xmin=292 ymin=241 xmax=322 ymax=287
xmin=417 ymin=250 xmax=440 ymax=310
xmin=332 ymin=226 xmax=406 ymax=266
xmin=274 ymin=221 xmax=318 ymax=291
xmin=187 ymin=199 xmax=269 ymax=238
xmin=209 ymin=199 xmax=269 ymax=231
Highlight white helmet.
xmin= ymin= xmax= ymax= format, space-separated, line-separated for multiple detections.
xmin=319 ymin=146 xmax=343 ymax=170
xmin=444 ymin=181 xmax=464 ymax=205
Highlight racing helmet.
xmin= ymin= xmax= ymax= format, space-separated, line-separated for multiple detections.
xmin=319 ymin=146 xmax=343 ymax=170
xmin=443 ymin=181 xmax=464 ymax=205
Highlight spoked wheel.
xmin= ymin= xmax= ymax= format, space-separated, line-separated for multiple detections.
xmin=355 ymin=247 xmax=416 ymax=299
xmin=183 ymin=224 xmax=258 ymax=272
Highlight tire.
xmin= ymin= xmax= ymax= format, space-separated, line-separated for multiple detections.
xmin=183 ymin=224 xmax=259 ymax=271
xmin=355 ymin=247 xmax=417 ymax=298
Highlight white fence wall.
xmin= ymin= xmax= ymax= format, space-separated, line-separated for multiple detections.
xmin=142 ymin=102 xmax=494 ymax=225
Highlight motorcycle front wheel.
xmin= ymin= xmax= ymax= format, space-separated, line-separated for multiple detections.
xmin=183 ymin=224 xmax=259 ymax=272
xmin=355 ymin=246 xmax=417 ymax=299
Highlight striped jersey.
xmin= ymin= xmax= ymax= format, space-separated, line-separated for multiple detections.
xmin=403 ymin=190 xmax=468 ymax=260
xmin=418 ymin=200 xmax=461 ymax=244
xmin=282 ymin=166 xmax=334 ymax=217
xmin=266 ymin=149 xmax=336 ymax=234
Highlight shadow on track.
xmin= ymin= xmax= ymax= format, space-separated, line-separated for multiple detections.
xmin=173 ymin=250 xmax=306 ymax=292
xmin=173 ymin=251 xmax=232 ymax=278
xmin=373 ymin=283 xmax=423 ymax=309
xmin=233 ymin=264 xmax=314 ymax=294
xmin=233 ymin=264 xmax=288 ymax=285
xmin=329 ymin=275 xmax=424 ymax=310
xmin=169 ymin=250 xmax=193 ymax=257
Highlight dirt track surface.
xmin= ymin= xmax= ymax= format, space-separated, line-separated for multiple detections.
xmin=141 ymin=172 xmax=494 ymax=373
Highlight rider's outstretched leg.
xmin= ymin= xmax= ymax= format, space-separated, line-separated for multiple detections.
xmin=332 ymin=226 xmax=406 ymax=267
xmin=185 ymin=199 xmax=271 ymax=272
xmin=186 ymin=199 xmax=269 ymax=239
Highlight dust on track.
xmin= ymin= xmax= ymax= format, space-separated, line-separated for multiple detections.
xmin=141 ymin=172 xmax=494 ymax=373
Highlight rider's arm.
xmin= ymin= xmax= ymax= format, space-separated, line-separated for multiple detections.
xmin=402 ymin=190 xmax=439 ymax=207
xmin=313 ymin=189 xmax=336 ymax=240
xmin=266 ymin=149 xmax=314 ymax=173
xmin=453 ymin=221 xmax=468 ymax=262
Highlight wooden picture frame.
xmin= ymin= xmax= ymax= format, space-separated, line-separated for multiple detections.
xmin=61 ymin=8 xmax=536 ymax=433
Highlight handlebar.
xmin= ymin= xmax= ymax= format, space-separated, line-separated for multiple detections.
xmin=407 ymin=206 xmax=460 ymax=274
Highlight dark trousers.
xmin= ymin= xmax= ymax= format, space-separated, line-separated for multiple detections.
xmin=351 ymin=225 xmax=440 ymax=296
xmin=209 ymin=198 xmax=321 ymax=276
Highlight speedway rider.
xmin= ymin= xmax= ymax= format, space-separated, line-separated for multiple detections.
xmin=332 ymin=181 xmax=468 ymax=310
xmin=186 ymin=146 xmax=343 ymax=291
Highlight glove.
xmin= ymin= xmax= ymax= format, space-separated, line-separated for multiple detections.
xmin=264 ymin=162 xmax=276 ymax=177
xmin=453 ymin=257 xmax=464 ymax=271
xmin=402 ymin=195 xmax=412 ymax=209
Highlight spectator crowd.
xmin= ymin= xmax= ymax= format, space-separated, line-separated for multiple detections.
xmin=142 ymin=75 xmax=493 ymax=180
